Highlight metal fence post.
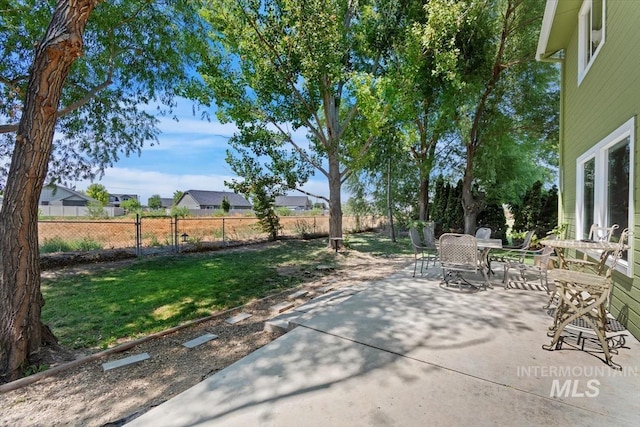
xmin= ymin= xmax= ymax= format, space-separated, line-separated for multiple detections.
xmin=135 ymin=214 xmax=141 ymax=257
xmin=222 ymin=217 xmax=225 ymax=243
xmin=173 ymin=215 xmax=179 ymax=253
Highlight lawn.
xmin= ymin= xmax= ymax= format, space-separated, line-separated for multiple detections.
xmin=42 ymin=232 xmax=412 ymax=350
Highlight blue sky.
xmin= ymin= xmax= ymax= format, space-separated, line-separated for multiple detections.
xmin=74 ymin=98 xmax=332 ymax=205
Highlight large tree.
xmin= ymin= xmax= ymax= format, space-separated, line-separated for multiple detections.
xmin=387 ymin=0 xmax=457 ymax=222
xmin=85 ymin=183 xmax=109 ymax=204
xmin=198 ymin=0 xmax=402 ymax=243
xmin=0 ymin=0 xmax=208 ymax=382
xmin=418 ymin=0 xmax=558 ymax=233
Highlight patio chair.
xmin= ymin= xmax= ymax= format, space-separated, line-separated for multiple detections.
xmin=544 ymin=228 xmax=630 ymax=369
xmin=508 ymin=230 xmax=535 ymax=251
xmin=410 ymin=227 xmax=428 ymax=277
xmin=475 ymin=227 xmax=492 ymax=240
xmin=502 ymin=245 xmax=555 ymax=291
xmin=439 ymin=233 xmax=489 ymax=290
xmin=563 ymin=224 xmax=619 ymax=272
xmin=422 ymin=222 xmax=439 ymax=268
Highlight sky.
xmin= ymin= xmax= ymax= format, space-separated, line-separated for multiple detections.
xmin=73 ymin=98 xmax=332 ymax=206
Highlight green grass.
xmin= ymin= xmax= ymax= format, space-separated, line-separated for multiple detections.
xmin=40 ymin=236 xmax=104 ymax=253
xmin=42 ymin=239 xmax=337 ymax=349
xmin=41 ymin=232 xmax=413 ymax=350
xmin=345 ymin=231 xmax=413 ymax=257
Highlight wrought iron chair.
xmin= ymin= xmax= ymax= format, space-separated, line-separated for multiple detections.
xmin=422 ymin=221 xmax=438 ymax=268
xmin=543 ymin=228 xmax=630 ymax=369
xmin=409 ymin=227 xmax=428 ymax=277
xmin=439 ymin=233 xmax=489 ymax=290
xmin=502 ymin=245 xmax=555 ymax=291
xmin=475 ymin=227 xmax=492 ymax=240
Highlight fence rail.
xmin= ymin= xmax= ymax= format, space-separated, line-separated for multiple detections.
xmin=37 ymin=215 xmax=379 ymax=256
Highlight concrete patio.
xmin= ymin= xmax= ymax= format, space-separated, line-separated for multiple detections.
xmin=128 ymin=261 xmax=640 ymax=426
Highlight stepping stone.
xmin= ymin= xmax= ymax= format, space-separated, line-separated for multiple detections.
xmin=318 ymin=285 xmax=335 ymax=293
xmin=316 ymin=264 xmax=334 ymax=271
xmin=102 ymin=353 xmax=150 ymax=372
xmin=182 ymin=333 xmax=219 ymax=349
xmin=225 ymin=312 xmax=252 ymax=324
xmin=263 ymin=311 xmax=303 ymax=333
xmin=271 ymin=301 xmax=295 ymax=313
xmin=288 ymin=290 xmax=308 ymax=300
xmin=263 ymin=318 xmax=290 ymax=334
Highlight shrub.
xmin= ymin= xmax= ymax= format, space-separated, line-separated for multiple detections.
xmin=293 ymin=219 xmax=314 ymax=238
xmin=40 ymin=236 xmax=103 ymax=253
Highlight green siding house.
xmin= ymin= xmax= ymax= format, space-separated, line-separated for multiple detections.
xmin=537 ymin=0 xmax=638 ymax=339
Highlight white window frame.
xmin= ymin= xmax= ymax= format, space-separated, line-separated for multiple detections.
xmin=576 ymin=117 xmax=634 ymax=276
xmin=578 ymin=0 xmax=606 ymax=85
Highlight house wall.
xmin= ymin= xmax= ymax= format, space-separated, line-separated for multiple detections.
xmin=559 ymin=1 xmax=640 ymax=337
xmin=176 ymin=194 xmax=201 ymax=209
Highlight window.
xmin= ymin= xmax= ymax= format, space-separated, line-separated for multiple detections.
xmin=578 ymin=0 xmax=605 ymax=84
xmin=582 ymin=158 xmax=595 ymax=237
xmin=576 ymin=117 xmax=634 ymax=275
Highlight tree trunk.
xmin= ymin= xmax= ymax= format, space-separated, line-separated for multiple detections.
xmin=387 ymin=158 xmax=396 ymax=242
xmin=461 ymin=170 xmax=478 ymax=235
xmin=0 ymin=0 xmax=97 ymax=383
xmin=327 ymin=151 xmax=343 ymax=246
xmin=419 ymin=175 xmax=429 ymax=222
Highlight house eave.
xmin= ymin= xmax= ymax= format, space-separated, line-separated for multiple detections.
xmin=536 ymin=0 xmax=582 ymax=62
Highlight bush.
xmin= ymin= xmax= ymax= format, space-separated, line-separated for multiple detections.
xmin=86 ymin=201 xmax=108 ymax=219
xmin=511 ymin=181 xmax=558 ymax=237
xmin=170 ymin=206 xmax=191 ymax=218
xmin=477 ymin=203 xmax=508 ymax=243
xmin=40 ymin=236 xmax=103 ymax=253
xmin=293 ymin=219 xmax=314 ymax=238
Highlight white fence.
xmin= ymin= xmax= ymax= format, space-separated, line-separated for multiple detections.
xmin=38 ymin=205 xmax=125 ymax=217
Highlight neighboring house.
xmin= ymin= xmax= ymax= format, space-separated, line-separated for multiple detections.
xmin=160 ymin=198 xmax=174 ymax=208
xmin=275 ymin=195 xmax=312 ymax=211
xmin=37 ymin=184 xmax=122 ymax=217
xmin=176 ymin=190 xmax=252 ymax=212
xmin=108 ymin=193 xmax=139 ymax=207
xmin=39 ymin=184 xmax=95 ymax=207
xmin=537 ymin=0 xmax=637 ymax=338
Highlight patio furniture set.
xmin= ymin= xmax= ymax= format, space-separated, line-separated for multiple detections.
xmin=410 ymin=223 xmax=631 ymax=369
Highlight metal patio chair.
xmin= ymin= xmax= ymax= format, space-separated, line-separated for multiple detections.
xmin=422 ymin=222 xmax=439 ymax=268
xmin=439 ymin=233 xmax=489 ymax=290
xmin=475 ymin=227 xmax=492 ymax=240
xmin=502 ymin=245 xmax=555 ymax=291
xmin=410 ymin=227 xmax=428 ymax=277
xmin=543 ymin=229 xmax=630 ymax=369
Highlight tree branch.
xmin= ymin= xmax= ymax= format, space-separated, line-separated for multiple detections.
xmin=266 ymin=117 xmax=328 ymax=177
xmin=1 ymin=72 xmax=114 ymax=135
xmin=56 ymin=74 xmax=112 ymax=117
xmin=294 ymin=187 xmax=328 ymax=203
xmin=0 ymin=124 xmax=19 ymax=134
xmin=239 ymin=6 xmax=326 ymax=145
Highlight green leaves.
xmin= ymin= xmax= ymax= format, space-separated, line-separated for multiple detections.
xmin=0 ymin=0 xmax=211 ymax=183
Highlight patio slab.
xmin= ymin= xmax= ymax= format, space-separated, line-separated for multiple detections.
xmin=128 ymin=263 xmax=640 ymax=426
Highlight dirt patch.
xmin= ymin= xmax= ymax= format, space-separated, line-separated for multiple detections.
xmin=0 ymin=246 xmax=410 ymax=427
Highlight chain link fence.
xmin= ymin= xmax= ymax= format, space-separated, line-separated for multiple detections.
xmin=37 ymin=215 xmax=381 ymax=256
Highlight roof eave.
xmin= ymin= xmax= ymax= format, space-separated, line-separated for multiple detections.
xmin=536 ymin=0 xmax=559 ymax=61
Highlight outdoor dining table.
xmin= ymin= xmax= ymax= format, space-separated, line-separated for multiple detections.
xmin=539 ymin=236 xmax=630 ymax=369
xmin=476 ymin=238 xmax=503 ymax=276
xmin=538 ymin=238 xmax=626 ymax=274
